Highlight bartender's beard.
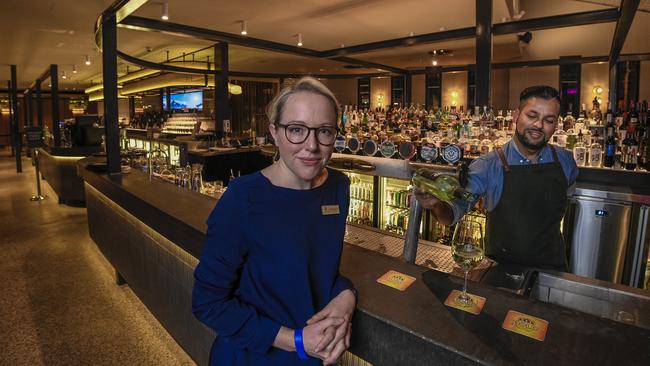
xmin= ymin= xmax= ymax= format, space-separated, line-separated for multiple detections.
xmin=515 ymin=127 xmax=549 ymax=151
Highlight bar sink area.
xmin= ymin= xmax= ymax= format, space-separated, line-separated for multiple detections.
xmin=528 ymin=271 xmax=650 ymax=330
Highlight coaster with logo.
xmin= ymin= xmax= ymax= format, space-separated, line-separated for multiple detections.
xmin=443 ymin=290 xmax=486 ymax=315
xmin=502 ymin=310 xmax=549 ymax=341
xmin=376 ymin=270 xmax=416 ymax=291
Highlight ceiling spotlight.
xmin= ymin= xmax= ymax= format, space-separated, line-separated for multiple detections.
xmin=240 ymin=20 xmax=247 ymax=35
xmin=61 ymin=71 xmax=67 ymax=79
xmin=432 ymin=60 xmax=438 ymax=66
xmin=85 ymin=55 xmax=91 ymax=65
xmin=72 ymin=64 xmax=77 ymax=74
xmin=297 ymin=33 xmax=303 ymax=47
xmin=161 ymin=1 xmax=169 ymax=20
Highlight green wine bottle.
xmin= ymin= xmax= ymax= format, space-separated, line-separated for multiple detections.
xmin=411 ymin=168 xmax=474 ymax=203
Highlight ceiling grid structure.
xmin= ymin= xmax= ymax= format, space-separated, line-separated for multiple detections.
xmin=1 ymin=0 xmax=649 ymax=90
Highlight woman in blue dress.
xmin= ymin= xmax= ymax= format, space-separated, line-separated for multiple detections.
xmin=193 ymin=77 xmax=356 ymax=365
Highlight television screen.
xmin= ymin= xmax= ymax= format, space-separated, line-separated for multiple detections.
xmin=163 ymin=91 xmax=203 ymax=110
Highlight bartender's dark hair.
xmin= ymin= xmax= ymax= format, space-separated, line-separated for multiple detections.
xmin=267 ymin=77 xmax=340 ymax=128
xmin=519 ymin=85 xmax=561 ymax=108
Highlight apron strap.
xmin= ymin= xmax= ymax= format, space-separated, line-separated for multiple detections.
xmin=495 ymin=146 xmax=511 ymax=172
xmin=549 ymin=144 xmax=559 ymax=163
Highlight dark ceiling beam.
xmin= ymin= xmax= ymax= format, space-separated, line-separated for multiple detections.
xmin=118 ymin=50 xmax=217 ymax=75
xmin=230 ymin=71 xmax=391 ymax=79
xmin=608 ymin=0 xmax=640 ymax=65
xmin=121 ymin=15 xmax=322 ymax=58
xmin=492 ymin=55 xmax=609 ymax=69
xmin=330 ymin=56 xmax=405 ymax=74
xmin=0 ymin=89 xmax=85 ymax=95
xmin=27 ymin=67 xmax=54 ymax=90
xmin=119 ymin=16 xmax=406 ymax=74
xmin=493 ymin=8 xmax=620 ymax=35
xmin=319 ymin=27 xmax=476 ymax=58
xmin=619 ymin=53 xmax=650 ymax=62
xmin=315 ymin=9 xmax=618 ymax=59
xmin=117 ymin=51 xmax=392 ymax=78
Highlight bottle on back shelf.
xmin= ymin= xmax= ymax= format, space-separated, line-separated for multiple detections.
xmin=573 ymin=129 xmax=587 ymax=167
xmin=563 ymin=103 xmax=575 ymax=131
xmin=589 ymin=97 xmax=603 ymax=125
xmin=621 ymin=125 xmax=638 ymax=171
xmin=603 ymin=105 xmax=617 ymax=168
xmin=616 ymin=100 xmax=627 ymax=146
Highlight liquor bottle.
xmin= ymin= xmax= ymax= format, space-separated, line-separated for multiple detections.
xmin=589 ymin=97 xmax=603 ymax=125
xmin=636 ymin=102 xmax=646 ymax=168
xmin=563 ymin=104 xmax=575 ymax=131
xmin=622 ymin=125 xmax=638 ymax=170
xmin=603 ymin=111 xmax=617 ymax=168
xmin=576 ymin=103 xmax=587 ymax=129
xmin=589 ymin=140 xmax=603 ymax=167
xmin=643 ymin=105 xmax=650 ymax=171
xmin=616 ymin=100 xmax=627 ymax=146
xmin=629 ymin=101 xmax=639 ymax=129
xmin=573 ymin=129 xmax=587 ymax=167
xmin=411 ymin=169 xmax=474 ymax=203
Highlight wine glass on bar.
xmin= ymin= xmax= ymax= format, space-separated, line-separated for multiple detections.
xmin=451 ymin=218 xmax=484 ymax=306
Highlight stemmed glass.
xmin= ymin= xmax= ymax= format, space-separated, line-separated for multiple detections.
xmin=451 ymin=218 xmax=485 ymax=306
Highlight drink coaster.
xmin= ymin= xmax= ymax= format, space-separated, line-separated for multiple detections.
xmin=376 ymin=270 xmax=416 ymax=291
xmin=443 ymin=290 xmax=486 ymax=315
xmin=502 ymin=310 xmax=548 ymax=341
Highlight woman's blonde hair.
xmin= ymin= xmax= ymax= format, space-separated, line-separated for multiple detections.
xmin=266 ymin=77 xmax=340 ymax=127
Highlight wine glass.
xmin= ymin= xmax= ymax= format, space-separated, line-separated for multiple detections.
xmin=451 ymin=218 xmax=485 ymax=306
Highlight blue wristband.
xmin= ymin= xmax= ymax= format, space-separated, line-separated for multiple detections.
xmin=294 ymin=328 xmax=308 ymax=360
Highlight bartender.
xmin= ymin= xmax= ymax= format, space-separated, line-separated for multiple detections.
xmin=415 ymin=86 xmax=578 ymax=270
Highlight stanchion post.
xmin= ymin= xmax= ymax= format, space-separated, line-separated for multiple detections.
xmin=30 ymin=148 xmax=46 ymax=201
xmin=26 ymin=126 xmax=46 ymax=201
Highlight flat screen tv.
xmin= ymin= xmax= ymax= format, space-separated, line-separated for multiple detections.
xmin=163 ymin=91 xmax=203 ymax=110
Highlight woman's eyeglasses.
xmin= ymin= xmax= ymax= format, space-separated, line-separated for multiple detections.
xmin=276 ymin=123 xmax=338 ymax=146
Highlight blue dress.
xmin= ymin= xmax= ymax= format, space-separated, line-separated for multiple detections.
xmin=192 ymin=168 xmax=353 ymax=365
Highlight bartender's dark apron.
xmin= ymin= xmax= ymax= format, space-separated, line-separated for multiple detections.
xmin=486 ymin=144 xmax=569 ymax=271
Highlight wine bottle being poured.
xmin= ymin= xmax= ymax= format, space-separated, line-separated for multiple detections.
xmin=411 ymin=168 xmax=474 ymax=203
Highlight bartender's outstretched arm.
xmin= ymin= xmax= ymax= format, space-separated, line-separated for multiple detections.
xmin=413 ymin=187 xmax=454 ymax=226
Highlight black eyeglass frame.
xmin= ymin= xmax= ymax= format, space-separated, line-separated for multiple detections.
xmin=275 ymin=123 xmax=340 ymax=146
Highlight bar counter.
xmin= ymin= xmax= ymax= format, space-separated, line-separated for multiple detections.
xmin=77 ymin=157 xmax=650 ymax=366
xmin=37 ymin=145 xmax=103 ymax=204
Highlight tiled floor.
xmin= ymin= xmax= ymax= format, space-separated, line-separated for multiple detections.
xmin=0 ymin=150 xmax=195 ymax=365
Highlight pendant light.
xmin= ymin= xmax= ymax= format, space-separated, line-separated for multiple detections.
xmin=240 ymin=20 xmax=247 ymax=35
xmin=161 ymin=1 xmax=169 ymax=20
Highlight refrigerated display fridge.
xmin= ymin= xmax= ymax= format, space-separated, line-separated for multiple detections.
xmin=345 ymin=172 xmax=376 ymax=228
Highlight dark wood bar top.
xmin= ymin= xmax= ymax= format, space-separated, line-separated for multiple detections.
xmin=78 ymin=158 xmax=650 ymax=366
xmin=342 ymin=244 xmax=650 ymax=365
xmin=78 ymin=156 xmax=217 ymax=258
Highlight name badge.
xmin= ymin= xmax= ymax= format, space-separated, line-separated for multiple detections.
xmin=321 ymin=205 xmax=340 ymax=215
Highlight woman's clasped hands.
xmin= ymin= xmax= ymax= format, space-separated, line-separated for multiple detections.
xmin=303 ymin=289 xmax=356 ymax=365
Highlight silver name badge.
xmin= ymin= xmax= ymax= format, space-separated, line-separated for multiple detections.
xmin=321 ymin=205 xmax=340 ymax=215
